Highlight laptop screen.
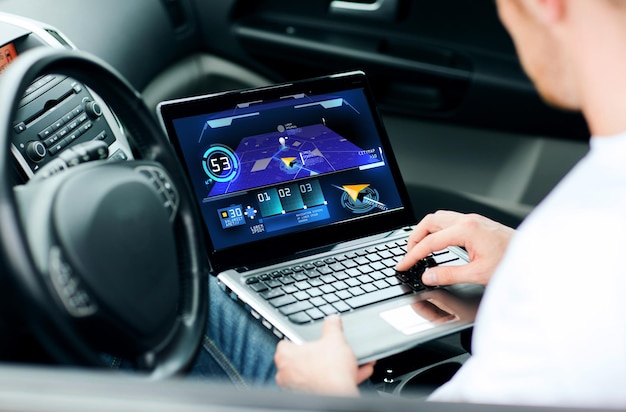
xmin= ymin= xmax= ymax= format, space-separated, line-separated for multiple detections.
xmin=158 ymin=71 xmax=414 ymax=269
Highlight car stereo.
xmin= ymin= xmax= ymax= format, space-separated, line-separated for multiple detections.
xmin=0 ymin=13 xmax=133 ymax=179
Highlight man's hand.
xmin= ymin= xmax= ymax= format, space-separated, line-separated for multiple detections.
xmin=274 ymin=315 xmax=375 ymax=397
xmin=396 ymin=211 xmax=515 ymax=286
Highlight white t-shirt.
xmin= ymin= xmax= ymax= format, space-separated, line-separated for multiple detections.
xmin=429 ymin=133 xmax=626 ymax=408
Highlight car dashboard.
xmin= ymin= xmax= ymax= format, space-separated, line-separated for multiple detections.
xmin=0 ymin=13 xmax=133 ymax=182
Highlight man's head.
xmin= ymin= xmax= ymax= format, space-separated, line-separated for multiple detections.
xmin=496 ymin=0 xmax=626 ymax=136
xmin=495 ymin=0 xmax=577 ymax=110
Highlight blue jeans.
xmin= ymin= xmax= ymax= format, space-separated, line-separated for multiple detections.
xmin=187 ymin=275 xmax=279 ymax=387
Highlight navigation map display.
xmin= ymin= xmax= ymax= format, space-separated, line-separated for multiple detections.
xmin=167 ymin=84 xmax=406 ymax=252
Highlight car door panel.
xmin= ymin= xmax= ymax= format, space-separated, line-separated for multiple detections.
xmin=203 ymin=0 xmax=588 ymax=140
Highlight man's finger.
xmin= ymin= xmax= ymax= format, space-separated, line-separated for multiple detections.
xmin=422 ymin=264 xmax=483 ymax=286
xmin=406 ymin=210 xmax=464 ymax=250
xmin=356 ymin=361 xmax=376 ymax=384
xmin=397 ymin=225 xmax=467 ymax=271
xmin=321 ymin=314 xmax=344 ymax=338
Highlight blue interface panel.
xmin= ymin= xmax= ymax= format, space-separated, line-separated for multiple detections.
xmin=171 ymin=87 xmax=405 ymax=251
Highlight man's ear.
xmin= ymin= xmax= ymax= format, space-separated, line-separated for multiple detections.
xmin=529 ymin=0 xmax=566 ymax=24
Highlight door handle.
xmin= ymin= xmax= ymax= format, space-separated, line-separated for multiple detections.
xmin=329 ymin=0 xmax=399 ymax=21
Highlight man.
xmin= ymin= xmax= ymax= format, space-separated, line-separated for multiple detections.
xmin=274 ymin=0 xmax=626 ymax=408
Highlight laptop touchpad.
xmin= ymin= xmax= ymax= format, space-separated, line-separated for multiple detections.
xmin=380 ymin=299 xmax=459 ymax=335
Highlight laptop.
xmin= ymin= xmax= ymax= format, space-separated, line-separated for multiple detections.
xmin=157 ymin=70 xmax=483 ymax=363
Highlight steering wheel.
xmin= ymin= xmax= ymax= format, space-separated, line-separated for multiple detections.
xmin=0 ymin=47 xmax=208 ymax=378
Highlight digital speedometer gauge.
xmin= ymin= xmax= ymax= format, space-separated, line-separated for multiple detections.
xmin=202 ymin=145 xmax=239 ymax=183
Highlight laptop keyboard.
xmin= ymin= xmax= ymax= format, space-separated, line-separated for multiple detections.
xmin=244 ymin=240 xmax=461 ymax=325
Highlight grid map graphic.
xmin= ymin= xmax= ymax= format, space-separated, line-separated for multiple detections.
xmin=207 ymin=123 xmax=379 ymax=197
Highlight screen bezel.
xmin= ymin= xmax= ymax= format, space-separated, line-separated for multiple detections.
xmin=158 ymin=71 xmax=415 ymax=272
